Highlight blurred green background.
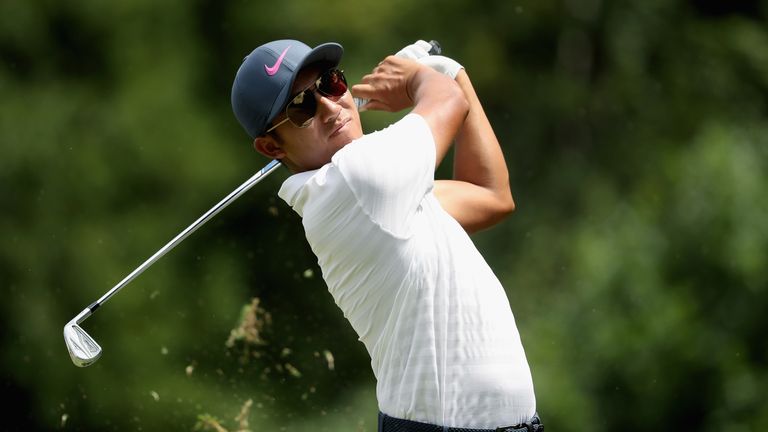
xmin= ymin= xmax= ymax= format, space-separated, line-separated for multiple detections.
xmin=2 ymin=0 xmax=767 ymax=430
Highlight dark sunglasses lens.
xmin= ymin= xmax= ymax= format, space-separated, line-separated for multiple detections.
xmin=283 ymin=69 xmax=346 ymax=128
xmin=319 ymin=69 xmax=347 ymax=97
xmin=286 ymin=90 xmax=317 ymax=127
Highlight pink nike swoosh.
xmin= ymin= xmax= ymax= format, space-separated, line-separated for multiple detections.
xmin=264 ymin=46 xmax=290 ymax=76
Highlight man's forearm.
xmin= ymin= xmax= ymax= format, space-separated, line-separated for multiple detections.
xmin=432 ymin=70 xmax=514 ymax=233
xmin=452 ymin=70 xmax=514 ymax=212
xmin=410 ymin=65 xmax=469 ymax=165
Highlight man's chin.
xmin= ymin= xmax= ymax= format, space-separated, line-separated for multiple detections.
xmin=330 ymin=131 xmax=360 ymax=151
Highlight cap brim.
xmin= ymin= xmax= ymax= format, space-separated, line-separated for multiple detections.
xmin=265 ymin=43 xmax=344 ymax=131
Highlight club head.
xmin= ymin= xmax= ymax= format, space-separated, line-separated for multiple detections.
xmin=64 ymin=320 xmax=102 ymax=367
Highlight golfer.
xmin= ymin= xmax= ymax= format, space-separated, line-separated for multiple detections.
xmin=231 ymin=39 xmax=542 ymax=432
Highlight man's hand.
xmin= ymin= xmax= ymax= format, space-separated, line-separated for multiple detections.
xmin=351 ymin=56 xmax=425 ymax=113
xmin=350 ymin=53 xmax=464 ymax=112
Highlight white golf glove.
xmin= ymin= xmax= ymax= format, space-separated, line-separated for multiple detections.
xmin=417 ymin=55 xmax=464 ymax=80
xmin=394 ymin=40 xmax=464 ymax=79
xmin=394 ymin=40 xmax=434 ymax=60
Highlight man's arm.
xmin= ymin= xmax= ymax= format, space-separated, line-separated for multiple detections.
xmin=434 ymin=69 xmax=515 ymax=233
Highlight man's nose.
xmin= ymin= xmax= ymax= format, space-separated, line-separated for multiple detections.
xmin=315 ymin=93 xmax=342 ymax=124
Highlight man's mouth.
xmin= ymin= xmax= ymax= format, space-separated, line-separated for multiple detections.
xmin=329 ymin=118 xmax=350 ymax=138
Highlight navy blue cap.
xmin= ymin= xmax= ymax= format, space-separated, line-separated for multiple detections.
xmin=231 ymin=39 xmax=344 ymax=139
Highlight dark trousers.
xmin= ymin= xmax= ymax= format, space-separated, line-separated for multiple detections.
xmin=378 ymin=412 xmax=544 ymax=432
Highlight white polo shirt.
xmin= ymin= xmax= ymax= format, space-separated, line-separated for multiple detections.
xmin=278 ymin=113 xmax=536 ymax=428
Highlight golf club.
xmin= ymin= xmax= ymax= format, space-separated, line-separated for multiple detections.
xmin=64 ymin=159 xmax=282 ymax=367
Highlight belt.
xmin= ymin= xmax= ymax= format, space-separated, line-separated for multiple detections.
xmin=378 ymin=412 xmax=544 ymax=432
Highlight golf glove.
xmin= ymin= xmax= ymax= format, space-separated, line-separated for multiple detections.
xmin=394 ymin=40 xmax=465 ymax=79
xmin=394 ymin=40 xmax=434 ymax=60
xmin=417 ymin=55 xmax=464 ymax=80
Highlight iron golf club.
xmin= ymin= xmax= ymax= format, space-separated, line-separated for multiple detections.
xmin=64 ymin=159 xmax=282 ymax=367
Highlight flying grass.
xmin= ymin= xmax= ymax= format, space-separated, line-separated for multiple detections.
xmin=195 ymin=399 xmax=253 ymax=432
xmin=226 ymin=297 xmax=272 ymax=363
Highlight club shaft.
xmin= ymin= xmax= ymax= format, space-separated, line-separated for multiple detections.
xmin=91 ymin=159 xmax=281 ymax=309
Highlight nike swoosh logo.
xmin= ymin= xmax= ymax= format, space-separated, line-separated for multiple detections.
xmin=265 ymin=46 xmax=290 ymax=76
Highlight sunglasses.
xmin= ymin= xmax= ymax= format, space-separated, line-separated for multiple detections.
xmin=266 ymin=68 xmax=348 ymax=133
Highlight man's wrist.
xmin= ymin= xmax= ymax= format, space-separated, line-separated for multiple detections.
xmin=406 ymin=65 xmax=428 ymax=103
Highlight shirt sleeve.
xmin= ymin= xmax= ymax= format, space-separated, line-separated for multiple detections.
xmin=332 ymin=113 xmax=436 ymax=237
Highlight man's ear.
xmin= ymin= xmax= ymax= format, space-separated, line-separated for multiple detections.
xmin=253 ymin=134 xmax=285 ymax=159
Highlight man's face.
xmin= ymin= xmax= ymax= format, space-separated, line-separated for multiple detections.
xmin=265 ymin=64 xmax=363 ymax=172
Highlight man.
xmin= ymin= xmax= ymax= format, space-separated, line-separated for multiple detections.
xmin=231 ymin=39 xmax=542 ymax=432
